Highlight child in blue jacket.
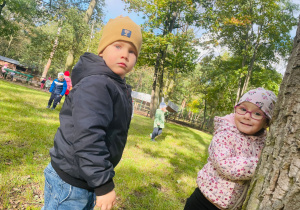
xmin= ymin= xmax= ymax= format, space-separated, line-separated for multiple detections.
xmin=47 ymin=72 xmax=67 ymax=110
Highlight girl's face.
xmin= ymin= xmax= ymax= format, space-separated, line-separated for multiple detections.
xmin=234 ymin=102 xmax=268 ymax=135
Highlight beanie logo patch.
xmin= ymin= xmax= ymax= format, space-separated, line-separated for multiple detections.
xmin=121 ymin=29 xmax=131 ymax=38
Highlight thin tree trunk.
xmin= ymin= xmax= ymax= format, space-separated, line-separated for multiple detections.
xmin=5 ymin=35 xmax=13 ymax=56
xmin=0 ymin=0 xmax=6 ymax=16
xmin=240 ymin=19 xmax=262 ymax=96
xmin=87 ymin=21 xmax=95 ymax=52
xmin=84 ymin=0 xmax=97 ymax=24
xmin=149 ymin=52 xmax=162 ymax=118
xmin=243 ymin=17 xmax=300 ymax=210
xmin=240 ymin=40 xmax=260 ymax=96
xmin=201 ymin=98 xmax=207 ymax=130
xmin=42 ymin=25 xmax=62 ymax=79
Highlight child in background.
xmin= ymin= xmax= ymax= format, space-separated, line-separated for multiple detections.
xmin=42 ymin=16 xmax=142 ymax=210
xmin=150 ymin=102 xmax=168 ymax=142
xmin=63 ymin=71 xmax=72 ymax=96
xmin=40 ymin=78 xmax=46 ymax=89
xmin=45 ymin=77 xmax=51 ymax=91
xmin=10 ymin=71 xmax=15 ymax=81
xmin=1 ymin=64 xmax=7 ymax=79
xmin=46 ymin=72 xmax=67 ymax=110
xmin=184 ymin=87 xmax=277 ymax=210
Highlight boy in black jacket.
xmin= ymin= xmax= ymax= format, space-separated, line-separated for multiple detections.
xmin=42 ymin=16 xmax=142 ymax=210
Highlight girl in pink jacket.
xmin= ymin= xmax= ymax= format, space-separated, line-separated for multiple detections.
xmin=64 ymin=71 xmax=72 ymax=96
xmin=184 ymin=88 xmax=277 ymax=210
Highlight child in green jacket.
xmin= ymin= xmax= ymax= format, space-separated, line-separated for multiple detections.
xmin=150 ymin=102 xmax=168 ymax=141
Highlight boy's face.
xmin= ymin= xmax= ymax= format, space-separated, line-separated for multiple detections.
xmin=99 ymin=41 xmax=137 ymax=79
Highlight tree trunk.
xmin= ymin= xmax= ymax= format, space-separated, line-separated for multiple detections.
xmin=149 ymin=52 xmax=161 ymax=118
xmin=84 ymin=0 xmax=97 ymax=24
xmin=241 ymin=24 xmax=262 ymax=96
xmin=64 ymin=0 xmax=97 ymax=71
xmin=200 ymin=98 xmax=207 ymax=130
xmin=87 ymin=21 xmax=95 ymax=52
xmin=149 ymin=11 xmax=177 ymax=118
xmin=42 ymin=25 xmax=62 ymax=79
xmin=243 ymin=18 xmax=300 ymax=210
xmin=0 ymin=0 xmax=6 ymax=16
xmin=5 ymin=35 xmax=13 ymax=56
xmin=64 ymin=48 xmax=75 ymax=71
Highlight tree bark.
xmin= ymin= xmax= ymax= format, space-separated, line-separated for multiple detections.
xmin=243 ymin=18 xmax=300 ymax=210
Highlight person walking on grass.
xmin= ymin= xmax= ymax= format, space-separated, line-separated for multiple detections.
xmin=46 ymin=72 xmax=67 ymax=110
xmin=1 ymin=64 xmax=7 ymax=79
xmin=45 ymin=77 xmax=51 ymax=91
xmin=184 ymin=88 xmax=277 ymax=210
xmin=42 ymin=15 xmax=142 ymax=210
xmin=40 ymin=77 xmax=46 ymax=89
xmin=63 ymin=71 xmax=72 ymax=97
xmin=10 ymin=71 xmax=15 ymax=81
xmin=150 ymin=102 xmax=168 ymax=142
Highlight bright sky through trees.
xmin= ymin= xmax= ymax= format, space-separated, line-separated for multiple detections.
xmin=104 ymin=0 xmax=300 ymax=75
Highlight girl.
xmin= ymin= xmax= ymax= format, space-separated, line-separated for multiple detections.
xmin=184 ymin=87 xmax=277 ymax=210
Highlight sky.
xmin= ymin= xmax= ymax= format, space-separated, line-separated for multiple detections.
xmin=103 ymin=0 xmax=144 ymax=25
xmin=103 ymin=0 xmax=300 ymax=74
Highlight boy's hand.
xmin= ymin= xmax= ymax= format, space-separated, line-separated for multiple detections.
xmin=60 ymin=95 xmax=62 ymax=97
xmin=95 ymin=190 xmax=116 ymax=210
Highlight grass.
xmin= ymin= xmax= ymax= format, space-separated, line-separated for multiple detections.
xmin=0 ymin=79 xmax=212 ymax=210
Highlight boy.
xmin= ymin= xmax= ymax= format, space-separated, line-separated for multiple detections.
xmin=46 ymin=72 xmax=67 ymax=110
xmin=42 ymin=16 xmax=142 ymax=210
xmin=150 ymin=102 xmax=168 ymax=142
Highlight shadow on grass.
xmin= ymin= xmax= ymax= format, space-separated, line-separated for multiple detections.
xmin=115 ymin=165 xmax=190 ymax=210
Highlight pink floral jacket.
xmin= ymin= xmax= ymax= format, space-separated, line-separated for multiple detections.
xmin=197 ymin=113 xmax=266 ymax=209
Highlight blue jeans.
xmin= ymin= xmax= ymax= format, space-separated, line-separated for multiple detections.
xmin=48 ymin=93 xmax=62 ymax=108
xmin=151 ymin=127 xmax=162 ymax=139
xmin=42 ymin=163 xmax=96 ymax=210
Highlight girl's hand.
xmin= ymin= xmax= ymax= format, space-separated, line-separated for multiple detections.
xmin=95 ymin=190 xmax=116 ymax=210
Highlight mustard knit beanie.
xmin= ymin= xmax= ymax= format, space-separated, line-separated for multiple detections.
xmin=97 ymin=16 xmax=142 ymax=56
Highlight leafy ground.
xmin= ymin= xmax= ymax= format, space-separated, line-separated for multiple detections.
xmin=0 ymin=80 xmax=212 ymax=210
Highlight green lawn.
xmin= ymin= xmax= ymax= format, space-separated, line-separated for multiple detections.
xmin=0 ymin=80 xmax=212 ymax=210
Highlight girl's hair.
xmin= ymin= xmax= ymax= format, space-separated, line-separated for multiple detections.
xmin=236 ymin=87 xmax=277 ymax=120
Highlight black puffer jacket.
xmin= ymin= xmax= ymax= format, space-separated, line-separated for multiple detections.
xmin=50 ymin=52 xmax=132 ymax=196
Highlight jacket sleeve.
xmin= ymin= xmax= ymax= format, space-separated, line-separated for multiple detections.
xmin=49 ymin=79 xmax=56 ymax=93
xmin=60 ymin=80 xmax=67 ymax=96
xmin=209 ymin=131 xmax=259 ymax=181
xmin=72 ymin=76 xmax=115 ymax=196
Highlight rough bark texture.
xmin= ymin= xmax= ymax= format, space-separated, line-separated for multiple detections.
xmin=242 ymin=18 xmax=300 ymax=210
